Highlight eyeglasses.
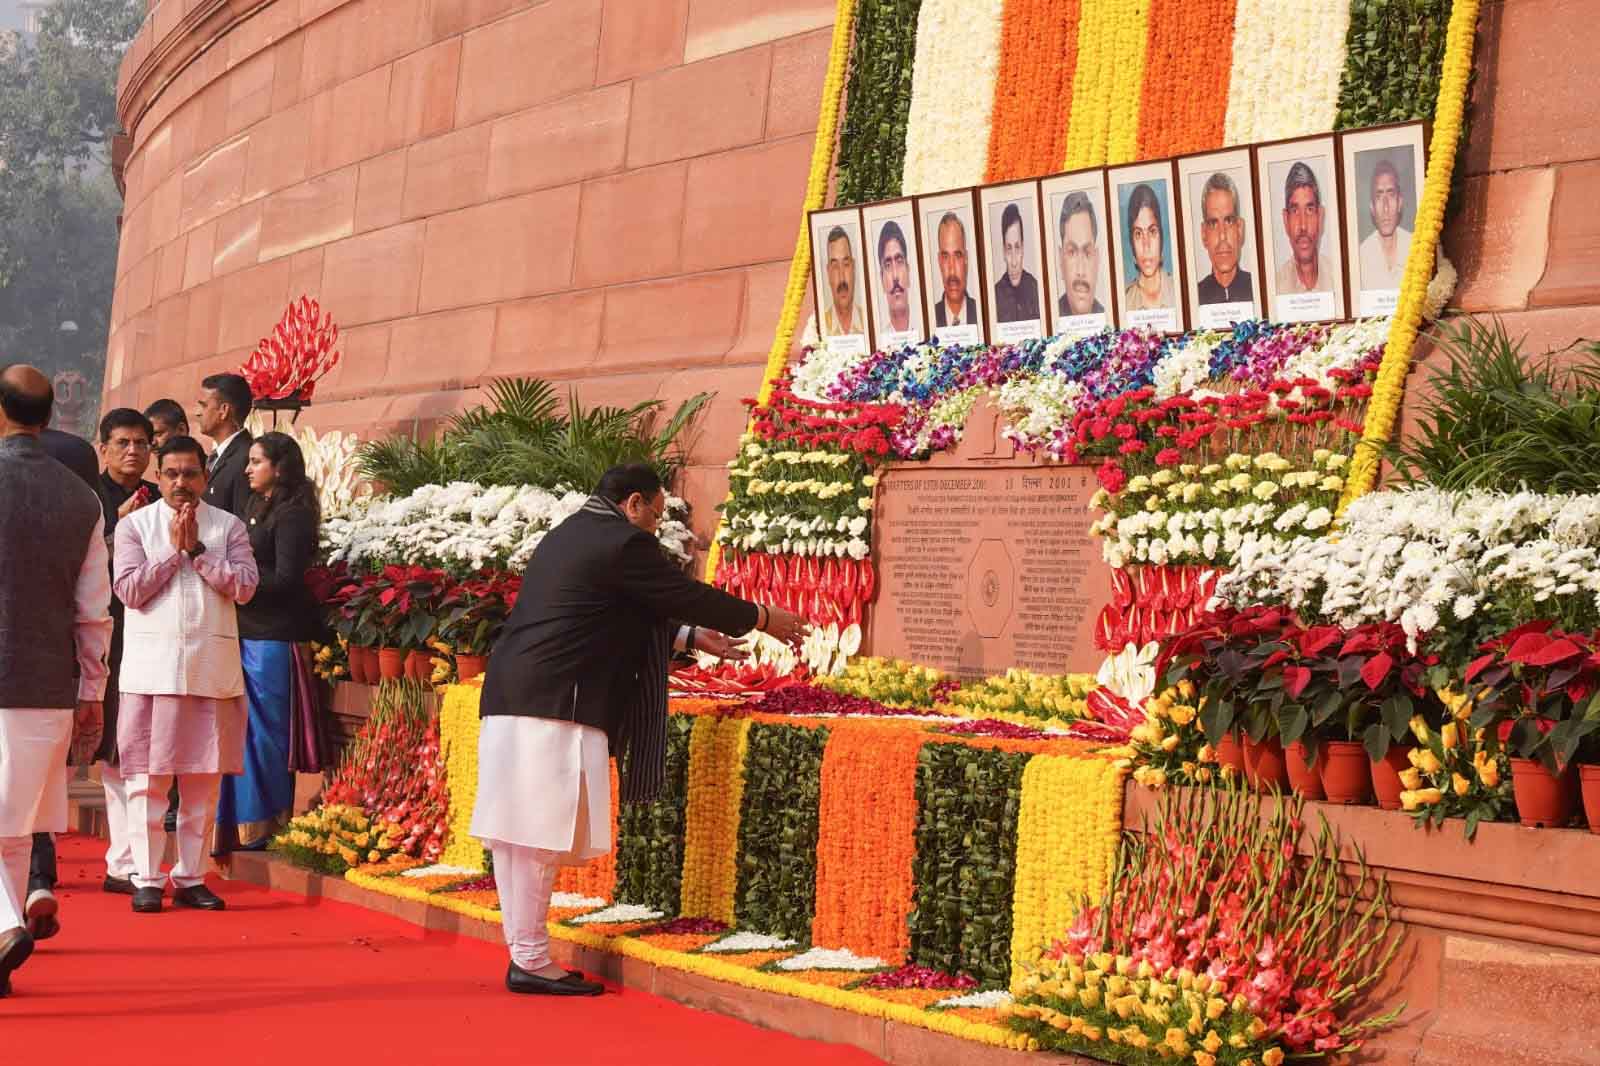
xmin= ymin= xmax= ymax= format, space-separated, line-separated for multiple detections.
xmin=107 ymin=439 xmax=152 ymax=452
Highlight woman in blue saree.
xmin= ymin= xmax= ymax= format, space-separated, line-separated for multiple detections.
xmin=214 ymin=432 xmax=327 ymax=853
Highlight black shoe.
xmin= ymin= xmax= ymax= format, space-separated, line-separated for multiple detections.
xmin=173 ymin=884 xmax=226 ymax=911
xmin=0 ymin=926 xmax=34 ymax=991
xmin=24 ymin=890 xmax=59 ymax=941
xmin=506 ymin=962 xmax=603 ymax=996
xmin=131 ymin=887 xmax=163 ymax=913
xmin=103 ymin=874 xmax=136 ymax=895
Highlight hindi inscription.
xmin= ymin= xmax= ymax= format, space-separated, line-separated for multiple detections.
xmin=867 ymin=465 xmax=1112 ymax=678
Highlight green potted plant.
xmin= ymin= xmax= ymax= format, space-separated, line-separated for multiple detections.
xmin=438 ymin=572 xmax=519 ymax=681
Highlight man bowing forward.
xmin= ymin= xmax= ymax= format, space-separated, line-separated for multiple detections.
xmin=472 ymin=464 xmax=806 ymax=996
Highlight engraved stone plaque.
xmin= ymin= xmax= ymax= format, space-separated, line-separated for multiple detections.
xmin=867 ymin=463 xmax=1113 ymax=679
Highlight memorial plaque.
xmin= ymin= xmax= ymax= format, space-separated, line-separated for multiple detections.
xmin=868 ymin=463 xmax=1114 ymax=678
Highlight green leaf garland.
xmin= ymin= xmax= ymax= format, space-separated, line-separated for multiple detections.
xmin=734 ymin=722 xmax=830 ymax=942
xmin=615 ymin=714 xmax=695 ymax=913
xmin=835 ymin=0 xmax=925 ymax=206
xmin=1335 ymin=0 xmax=1453 ymax=129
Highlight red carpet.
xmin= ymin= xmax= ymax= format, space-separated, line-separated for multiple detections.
xmin=3 ymin=834 xmax=884 ymax=1064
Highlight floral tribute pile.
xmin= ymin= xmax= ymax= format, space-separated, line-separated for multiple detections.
xmin=322 ymin=685 xmax=1127 ymax=1049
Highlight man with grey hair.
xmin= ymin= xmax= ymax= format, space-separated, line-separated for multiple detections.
xmin=822 ymin=225 xmax=866 ymax=337
xmin=1057 ymin=192 xmax=1105 ymax=317
xmin=0 ymin=364 xmax=111 ymax=997
xmin=1196 ymin=171 xmax=1254 ymax=305
xmin=1274 ymin=161 xmax=1334 ymax=295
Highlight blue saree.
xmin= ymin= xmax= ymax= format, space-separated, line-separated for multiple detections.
xmin=215 ymin=639 xmax=296 ymax=852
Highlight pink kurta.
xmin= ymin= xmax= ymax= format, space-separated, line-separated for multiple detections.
xmin=113 ymin=514 xmax=255 ymax=775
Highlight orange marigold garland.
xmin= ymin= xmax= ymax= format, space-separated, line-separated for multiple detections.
xmin=983 ymin=0 xmax=1082 ymax=182
xmin=1135 ymin=0 xmax=1236 ymax=158
xmin=810 ymin=723 xmax=927 ymax=964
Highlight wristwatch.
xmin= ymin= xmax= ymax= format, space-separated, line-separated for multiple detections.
xmin=185 ymin=541 xmax=206 ymax=559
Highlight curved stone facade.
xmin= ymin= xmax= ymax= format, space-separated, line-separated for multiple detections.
xmin=105 ymin=0 xmax=833 ymax=526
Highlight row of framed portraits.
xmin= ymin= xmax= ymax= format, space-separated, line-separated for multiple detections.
xmin=809 ymin=123 xmax=1427 ymax=354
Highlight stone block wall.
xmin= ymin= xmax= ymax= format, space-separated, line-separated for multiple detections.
xmin=105 ymin=0 xmax=834 ymax=532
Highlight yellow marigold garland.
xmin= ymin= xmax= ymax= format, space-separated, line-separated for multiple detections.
xmin=1103 ymin=0 xmax=1152 ymax=165
xmin=678 ymin=715 xmax=754 ymax=923
xmin=704 ymin=0 xmax=858 ymax=582
xmin=437 ymin=683 xmax=486 ymax=872
xmin=1008 ymin=754 xmax=1127 ymax=994
xmin=1061 ymin=0 xmax=1118 ymax=169
xmin=1338 ymin=0 xmax=1480 ymax=513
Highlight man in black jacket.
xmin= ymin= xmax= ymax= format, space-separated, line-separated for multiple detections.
xmin=472 ymin=464 xmax=805 ymax=997
xmin=194 ymin=373 xmax=253 ymax=518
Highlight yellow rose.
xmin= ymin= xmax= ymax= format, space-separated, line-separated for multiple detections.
xmin=1398 ymin=768 xmax=1422 ymax=791
xmin=1195 ymin=1054 xmax=1217 ymax=1066
xmin=1415 ymin=749 xmax=1443 ymax=775
xmin=1441 ymin=722 xmax=1460 ymax=748
xmin=1476 ymin=752 xmax=1501 ymax=788
xmin=1168 ymin=704 xmax=1197 ymax=726
xmin=1202 ymin=1029 xmax=1223 ymax=1053
xmin=1263 ymin=1049 xmax=1285 ymax=1066
xmin=1452 ymin=772 xmax=1472 ymax=797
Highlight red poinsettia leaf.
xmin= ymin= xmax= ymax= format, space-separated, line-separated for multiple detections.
xmin=1503 ymin=632 xmax=1556 ymax=665
xmin=1300 ymin=625 xmax=1342 ymax=657
xmin=1360 ymin=652 xmax=1394 ymax=691
xmin=1518 ymin=637 xmax=1584 ymax=668
xmin=1282 ymin=665 xmax=1312 ymax=699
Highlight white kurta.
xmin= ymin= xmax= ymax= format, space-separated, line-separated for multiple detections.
xmin=0 ymin=710 xmax=72 ymax=837
xmin=469 ymin=716 xmax=611 ymax=865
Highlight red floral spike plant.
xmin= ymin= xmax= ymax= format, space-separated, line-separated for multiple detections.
xmin=238 ymin=295 xmax=342 ymax=402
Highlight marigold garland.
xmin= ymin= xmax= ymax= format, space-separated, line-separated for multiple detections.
xmin=678 ymin=715 xmax=754 ymax=923
xmin=1061 ymin=0 xmax=1118 ymax=169
xmin=1135 ymin=0 xmax=1235 ymax=158
xmin=437 ymin=684 xmax=486 ymax=872
xmin=810 ymin=724 xmax=926 ymax=964
xmin=983 ymin=0 xmax=1081 ymax=182
xmin=704 ymin=0 xmax=858 ymax=583
xmin=1007 ymin=754 xmax=1127 ymax=992
xmin=1339 ymin=0 xmax=1479 ymax=512
xmin=1103 ymin=0 xmax=1152 ymax=165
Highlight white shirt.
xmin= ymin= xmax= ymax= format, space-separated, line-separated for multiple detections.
xmin=1358 ymin=226 xmax=1411 ymax=291
xmin=209 ymin=429 xmax=246 ymax=470
xmin=75 ymin=516 xmax=113 ymax=701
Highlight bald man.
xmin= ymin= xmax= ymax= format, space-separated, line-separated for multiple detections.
xmin=0 ymin=366 xmax=111 ymax=997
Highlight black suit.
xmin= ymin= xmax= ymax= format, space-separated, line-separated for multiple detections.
xmin=934 ymin=296 xmax=980 ymax=329
xmin=238 ymin=499 xmax=325 ymax=642
xmin=40 ymin=427 xmax=98 ymax=490
xmin=481 ymin=499 xmax=758 ymax=798
xmin=203 ymin=429 xmax=253 ymax=517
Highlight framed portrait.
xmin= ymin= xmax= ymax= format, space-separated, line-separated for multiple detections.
xmin=1255 ymin=135 xmax=1347 ymax=324
xmin=808 ymin=206 xmax=871 ymax=355
xmin=1108 ymin=160 xmax=1185 ymax=334
xmin=1177 ymin=148 xmax=1263 ymax=330
xmin=977 ymin=181 xmax=1047 ymax=344
xmin=861 ymin=199 xmax=926 ymax=351
xmin=914 ymin=189 xmax=987 ymax=346
xmin=1340 ymin=122 xmax=1427 ymax=318
xmin=1040 ymin=170 xmax=1116 ymax=339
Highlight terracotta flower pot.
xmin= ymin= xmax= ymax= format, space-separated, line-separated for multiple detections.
xmin=1243 ymin=736 xmax=1289 ymax=792
xmin=406 ymin=649 xmax=434 ymax=681
xmin=455 ymin=653 xmax=488 ymax=681
xmin=1319 ymin=741 xmax=1373 ymax=805
xmin=1581 ymin=764 xmax=1600 ymax=835
xmin=1285 ymin=741 xmax=1324 ymax=800
xmin=1509 ymin=758 xmax=1578 ymax=828
xmin=1213 ymin=733 xmax=1246 ymax=774
xmin=349 ymin=645 xmax=375 ymax=686
xmin=1370 ymin=744 xmax=1413 ymax=811
xmin=377 ymin=647 xmax=406 ymax=681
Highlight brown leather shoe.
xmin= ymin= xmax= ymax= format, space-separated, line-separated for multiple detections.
xmin=0 ymin=926 xmax=34 ymax=991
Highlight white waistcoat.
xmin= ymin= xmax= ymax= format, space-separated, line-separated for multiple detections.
xmin=118 ymin=500 xmax=246 ymax=698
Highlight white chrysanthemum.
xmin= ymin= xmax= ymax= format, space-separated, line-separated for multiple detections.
xmin=702 ymin=932 xmax=798 ymax=953
xmin=774 ymin=947 xmax=886 ymax=971
xmin=569 ymin=903 xmax=664 ymax=925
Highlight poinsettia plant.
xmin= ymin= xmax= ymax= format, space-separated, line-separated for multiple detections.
xmin=436 ymin=571 xmax=521 ymax=655
xmin=371 ymin=565 xmax=449 ymax=650
xmin=239 ymin=295 xmax=341 ymax=402
xmin=1467 ymin=622 xmax=1600 ymax=770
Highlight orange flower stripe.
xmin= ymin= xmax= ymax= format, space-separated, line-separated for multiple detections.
xmin=984 ymin=0 xmax=1082 ymax=182
xmin=553 ymin=759 xmax=619 ymax=901
xmin=810 ymin=723 xmax=927 ymax=964
xmin=678 ymin=715 xmax=753 ymax=923
xmin=1135 ymin=0 xmax=1235 ymax=158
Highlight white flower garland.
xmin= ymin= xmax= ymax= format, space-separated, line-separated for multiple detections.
xmin=551 ymin=892 xmax=607 ymax=910
xmin=899 ymin=0 xmax=1005 ymax=194
xmin=1225 ymin=0 xmax=1351 ymax=143
xmin=569 ymin=903 xmax=664 ymax=925
xmin=399 ymin=863 xmax=481 ymax=879
xmin=935 ymin=989 xmax=1013 ymax=1010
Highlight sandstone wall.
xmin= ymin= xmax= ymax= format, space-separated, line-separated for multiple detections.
xmin=105 ymin=0 xmax=834 ymax=531
xmin=102 ymin=0 xmax=1600 ymax=539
